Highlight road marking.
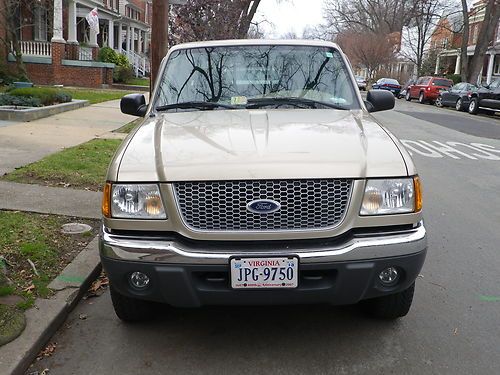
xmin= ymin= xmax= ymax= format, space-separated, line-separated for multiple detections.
xmin=401 ymin=140 xmax=500 ymax=161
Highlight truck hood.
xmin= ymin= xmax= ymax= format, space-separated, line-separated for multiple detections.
xmin=116 ymin=109 xmax=408 ymax=181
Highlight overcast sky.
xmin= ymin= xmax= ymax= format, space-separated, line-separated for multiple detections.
xmin=255 ymin=0 xmax=325 ymax=38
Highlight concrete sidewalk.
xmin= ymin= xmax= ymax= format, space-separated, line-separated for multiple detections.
xmin=0 ymin=100 xmax=135 ymax=176
xmin=0 ymin=181 xmax=101 ymax=219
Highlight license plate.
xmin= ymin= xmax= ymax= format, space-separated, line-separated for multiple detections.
xmin=230 ymin=257 xmax=299 ymax=289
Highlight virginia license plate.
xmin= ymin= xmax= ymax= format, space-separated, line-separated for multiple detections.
xmin=230 ymin=257 xmax=299 ymax=289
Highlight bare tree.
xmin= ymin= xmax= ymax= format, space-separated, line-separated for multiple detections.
xmin=336 ymin=31 xmax=396 ymax=78
xmin=0 ymin=0 xmax=52 ymax=79
xmin=169 ymin=0 xmax=262 ymax=45
xmin=467 ymin=0 xmax=500 ymax=83
xmin=323 ymin=0 xmax=419 ymax=34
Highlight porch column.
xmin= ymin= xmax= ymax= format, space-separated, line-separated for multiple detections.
xmin=130 ymin=26 xmax=135 ymax=52
xmin=486 ymin=53 xmax=495 ymax=84
xmin=51 ymin=0 xmax=65 ymax=43
xmin=138 ymin=30 xmax=143 ymax=53
xmin=126 ymin=25 xmax=131 ymax=51
xmin=434 ymin=54 xmax=441 ymax=75
xmin=117 ymin=23 xmax=122 ymax=52
xmin=108 ymin=19 xmax=115 ymax=49
xmin=454 ymin=53 xmax=461 ymax=75
xmin=89 ymin=28 xmax=98 ymax=48
xmin=67 ymin=0 xmax=78 ymax=44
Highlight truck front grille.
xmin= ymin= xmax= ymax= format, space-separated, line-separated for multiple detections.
xmin=173 ymin=179 xmax=352 ymax=231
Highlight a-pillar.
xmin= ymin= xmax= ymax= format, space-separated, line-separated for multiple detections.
xmin=486 ymin=53 xmax=495 ymax=84
xmin=454 ymin=53 xmax=461 ymax=75
xmin=434 ymin=54 xmax=441 ymax=75
xmin=108 ymin=19 xmax=115 ymax=49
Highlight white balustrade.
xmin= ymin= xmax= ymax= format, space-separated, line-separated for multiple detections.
xmin=17 ymin=41 xmax=52 ymax=57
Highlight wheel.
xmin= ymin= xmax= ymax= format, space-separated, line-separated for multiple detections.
xmin=110 ymin=285 xmax=156 ymax=322
xmin=418 ymin=92 xmax=426 ymax=104
xmin=468 ymin=98 xmax=479 ymax=114
xmin=361 ymin=283 xmax=415 ymax=319
xmin=435 ymin=96 xmax=443 ymax=107
xmin=405 ymin=91 xmax=411 ymax=101
xmin=455 ymin=98 xmax=464 ymax=111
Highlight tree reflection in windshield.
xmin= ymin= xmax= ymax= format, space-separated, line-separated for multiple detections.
xmin=156 ymin=45 xmax=359 ymax=110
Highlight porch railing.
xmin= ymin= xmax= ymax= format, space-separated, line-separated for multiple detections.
xmin=78 ymin=47 xmax=93 ymax=61
xmin=123 ymin=50 xmax=150 ymax=77
xmin=15 ymin=41 xmax=52 ymax=57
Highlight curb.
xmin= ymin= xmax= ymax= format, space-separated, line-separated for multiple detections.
xmin=0 ymin=100 xmax=89 ymax=122
xmin=0 ymin=237 xmax=102 ymax=375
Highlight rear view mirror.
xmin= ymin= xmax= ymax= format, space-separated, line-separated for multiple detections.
xmin=365 ymin=90 xmax=395 ymax=113
xmin=120 ymin=94 xmax=147 ymax=117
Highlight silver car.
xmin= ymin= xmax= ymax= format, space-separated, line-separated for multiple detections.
xmin=101 ymin=40 xmax=426 ymax=322
xmin=356 ymin=75 xmax=367 ymax=91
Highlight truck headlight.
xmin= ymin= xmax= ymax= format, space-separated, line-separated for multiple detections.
xmin=360 ymin=177 xmax=422 ymax=215
xmin=103 ymin=183 xmax=167 ymax=219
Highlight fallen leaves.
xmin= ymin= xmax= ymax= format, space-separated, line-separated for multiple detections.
xmin=37 ymin=342 xmax=57 ymax=360
xmin=84 ymin=272 xmax=109 ymax=299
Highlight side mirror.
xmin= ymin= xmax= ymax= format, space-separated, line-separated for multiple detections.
xmin=120 ymin=94 xmax=147 ymax=117
xmin=365 ymin=89 xmax=395 ymax=113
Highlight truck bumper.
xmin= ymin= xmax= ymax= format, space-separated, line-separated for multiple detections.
xmin=100 ymin=223 xmax=427 ymax=307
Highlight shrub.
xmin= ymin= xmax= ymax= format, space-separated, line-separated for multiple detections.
xmin=0 ymin=94 xmax=42 ymax=107
xmin=98 ymin=47 xmax=130 ymax=68
xmin=113 ymin=65 xmax=135 ymax=83
xmin=9 ymin=87 xmax=72 ymax=106
xmin=446 ymin=74 xmax=462 ymax=85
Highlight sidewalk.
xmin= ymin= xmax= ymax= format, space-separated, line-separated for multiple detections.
xmin=0 ymin=100 xmax=135 ymax=176
xmin=0 ymin=181 xmax=101 ymax=219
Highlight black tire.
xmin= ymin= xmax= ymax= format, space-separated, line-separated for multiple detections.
xmin=405 ymin=91 xmax=411 ymax=101
xmin=468 ymin=98 xmax=479 ymax=114
xmin=362 ymin=283 xmax=415 ymax=319
xmin=418 ymin=92 xmax=426 ymax=104
xmin=435 ymin=96 xmax=443 ymax=107
xmin=110 ymin=285 xmax=156 ymax=322
xmin=455 ymin=98 xmax=463 ymax=111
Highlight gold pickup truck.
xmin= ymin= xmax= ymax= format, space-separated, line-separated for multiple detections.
xmin=100 ymin=40 xmax=426 ymax=321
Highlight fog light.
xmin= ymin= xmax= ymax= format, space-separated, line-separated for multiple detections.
xmin=129 ymin=271 xmax=150 ymax=289
xmin=379 ymin=267 xmax=399 ymax=286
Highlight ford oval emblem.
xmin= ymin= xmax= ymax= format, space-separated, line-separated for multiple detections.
xmin=246 ymin=199 xmax=281 ymax=214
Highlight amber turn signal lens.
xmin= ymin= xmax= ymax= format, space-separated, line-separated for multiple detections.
xmin=414 ymin=176 xmax=422 ymax=212
xmin=102 ymin=182 xmax=112 ymax=218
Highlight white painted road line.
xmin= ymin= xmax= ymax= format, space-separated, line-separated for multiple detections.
xmin=401 ymin=140 xmax=500 ymax=161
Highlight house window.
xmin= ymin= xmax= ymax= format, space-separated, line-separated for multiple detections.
xmin=494 ymin=56 xmax=500 ymax=75
xmin=34 ymin=5 xmax=48 ymax=41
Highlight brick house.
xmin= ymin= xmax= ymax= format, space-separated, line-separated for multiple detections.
xmin=430 ymin=1 xmax=500 ymax=84
xmin=2 ymin=0 xmax=152 ymax=87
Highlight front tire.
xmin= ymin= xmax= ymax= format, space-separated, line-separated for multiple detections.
xmin=362 ymin=283 xmax=415 ymax=319
xmin=468 ymin=98 xmax=479 ymax=114
xmin=110 ymin=285 xmax=156 ymax=322
xmin=418 ymin=92 xmax=426 ymax=104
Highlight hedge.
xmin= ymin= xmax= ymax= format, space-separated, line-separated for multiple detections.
xmin=8 ymin=87 xmax=72 ymax=106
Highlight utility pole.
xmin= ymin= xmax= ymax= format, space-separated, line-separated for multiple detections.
xmin=150 ymin=0 xmax=169 ymax=94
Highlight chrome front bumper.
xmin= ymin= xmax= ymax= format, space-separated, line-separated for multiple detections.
xmin=100 ymin=222 xmax=427 ymax=265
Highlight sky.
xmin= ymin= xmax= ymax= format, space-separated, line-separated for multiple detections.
xmin=255 ymin=0 xmax=325 ymax=38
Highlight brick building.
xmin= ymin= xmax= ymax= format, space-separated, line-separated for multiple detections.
xmin=430 ymin=1 xmax=500 ymax=84
xmin=2 ymin=0 xmax=152 ymax=87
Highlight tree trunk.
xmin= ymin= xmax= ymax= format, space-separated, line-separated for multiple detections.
xmin=238 ymin=0 xmax=261 ymax=38
xmin=467 ymin=0 xmax=499 ymax=83
xmin=460 ymin=0 xmax=469 ymax=82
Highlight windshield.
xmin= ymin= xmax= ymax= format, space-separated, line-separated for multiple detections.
xmin=155 ymin=45 xmax=360 ymax=110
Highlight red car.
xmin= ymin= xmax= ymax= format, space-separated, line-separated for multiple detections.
xmin=405 ymin=76 xmax=453 ymax=104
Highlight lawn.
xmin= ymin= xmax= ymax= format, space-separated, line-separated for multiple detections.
xmin=127 ymin=77 xmax=150 ymax=87
xmin=2 ymin=138 xmax=122 ymax=191
xmin=0 ymin=211 xmax=98 ymax=309
xmin=63 ymin=88 xmax=132 ymax=104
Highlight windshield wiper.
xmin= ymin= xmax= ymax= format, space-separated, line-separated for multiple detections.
xmin=156 ymin=101 xmax=238 ymax=112
xmin=246 ymin=97 xmax=348 ymax=110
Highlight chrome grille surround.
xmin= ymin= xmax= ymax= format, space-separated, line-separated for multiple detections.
xmin=173 ymin=179 xmax=352 ymax=232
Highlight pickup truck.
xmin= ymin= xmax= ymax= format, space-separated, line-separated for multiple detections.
xmin=100 ymin=40 xmax=427 ymax=321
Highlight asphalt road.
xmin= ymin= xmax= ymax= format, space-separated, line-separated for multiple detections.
xmin=28 ymin=99 xmax=500 ymax=375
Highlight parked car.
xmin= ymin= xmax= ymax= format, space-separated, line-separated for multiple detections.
xmin=102 ymin=40 xmax=426 ymax=322
xmin=400 ymin=79 xmax=416 ymax=99
xmin=405 ymin=76 xmax=453 ymax=104
xmin=435 ymin=82 xmax=478 ymax=111
xmin=468 ymin=79 xmax=500 ymax=115
xmin=355 ymin=76 xmax=367 ymax=91
xmin=372 ymin=78 xmax=402 ymax=97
